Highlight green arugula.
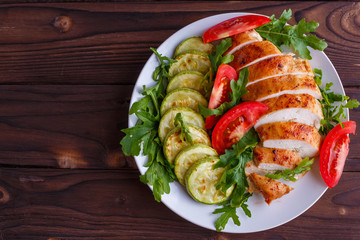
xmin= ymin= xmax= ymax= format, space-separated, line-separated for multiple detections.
xmin=266 ymin=157 xmax=314 ymax=182
xmin=255 ymin=9 xmax=328 ymax=60
xmin=314 ymin=68 xmax=360 ymax=135
xmin=120 ymin=48 xmax=176 ymax=202
xmin=198 ymin=67 xmax=249 ymax=118
xmin=209 ymin=38 xmax=234 ymax=72
xmin=174 ymin=112 xmax=194 ymax=144
xmin=212 ymin=128 xmax=259 ymax=232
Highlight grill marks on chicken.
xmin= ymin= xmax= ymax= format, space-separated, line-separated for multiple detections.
xmin=228 ymin=31 xmax=324 ymax=204
xmin=229 ymin=41 xmax=282 ymax=72
xmin=247 ymin=55 xmax=314 ymax=86
xmin=242 ymin=74 xmax=321 ymax=102
xmin=254 ymin=94 xmax=323 ymax=130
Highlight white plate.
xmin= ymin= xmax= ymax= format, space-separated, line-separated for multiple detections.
xmin=129 ymin=12 xmax=347 ymax=233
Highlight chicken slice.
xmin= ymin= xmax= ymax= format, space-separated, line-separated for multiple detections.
xmin=229 ymin=41 xmax=282 ymax=72
xmin=248 ymin=173 xmax=293 ymax=205
xmin=247 ymin=55 xmax=313 ymax=86
xmin=254 ymin=94 xmax=324 ymax=130
xmin=242 ymin=74 xmax=321 ymax=102
xmin=256 ymin=122 xmax=322 ymax=158
xmin=253 ymin=146 xmax=302 ymax=171
xmin=225 ymin=29 xmax=263 ymax=56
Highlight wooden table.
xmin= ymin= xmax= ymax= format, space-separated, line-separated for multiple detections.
xmin=0 ymin=1 xmax=359 ymax=239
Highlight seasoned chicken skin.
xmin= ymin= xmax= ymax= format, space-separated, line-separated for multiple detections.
xmin=253 ymin=146 xmax=303 ymax=171
xmin=242 ymin=74 xmax=322 ymax=102
xmin=225 ymin=29 xmax=262 ymax=56
xmin=248 ymin=173 xmax=293 ymax=205
xmin=254 ymin=94 xmax=324 ymax=130
xmin=247 ymin=55 xmax=313 ymax=85
xmin=256 ymin=122 xmax=322 ymax=158
xmin=229 ymin=41 xmax=282 ymax=72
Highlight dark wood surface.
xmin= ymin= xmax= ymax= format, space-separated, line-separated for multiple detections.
xmin=0 ymin=1 xmax=359 ymax=239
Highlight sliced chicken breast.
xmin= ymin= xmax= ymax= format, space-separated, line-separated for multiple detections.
xmin=242 ymin=74 xmax=322 ymax=102
xmin=256 ymin=122 xmax=322 ymax=158
xmin=248 ymin=173 xmax=293 ymax=205
xmin=229 ymin=41 xmax=282 ymax=72
xmin=225 ymin=29 xmax=263 ymax=56
xmin=247 ymin=55 xmax=313 ymax=86
xmin=253 ymin=146 xmax=302 ymax=171
xmin=254 ymin=94 xmax=324 ymax=130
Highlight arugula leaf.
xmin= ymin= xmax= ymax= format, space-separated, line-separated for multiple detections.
xmin=199 ymin=67 xmax=249 ymax=118
xmin=213 ymin=199 xmax=240 ymax=232
xmin=314 ymin=68 xmax=360 ymax=135
xmin=212 ymin=128 xmax=259 ymax=231
xmin=120 ymin=48 xmax=176 ymax=201
xmin=255 ymin=9 xmax=328 ymax=60
xmin=208 ymin=38 xmax=234 ymax=72
xmin=266 ymin=157 xmax=314 ymax=182
xmin=174 ymin=112 xmax=194 ymax=144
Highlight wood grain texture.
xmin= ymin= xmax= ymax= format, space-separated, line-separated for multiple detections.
xmin=0 ymin=168 xmax=358 ymax=240
xmin=0 ymin=1 xmax=359 ymax=239
xmin=0 ymin=2 xmax=357 ymax=85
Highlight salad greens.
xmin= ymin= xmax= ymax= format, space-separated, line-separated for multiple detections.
xmin=266 ymin=157 xmax=314 ymax=182
xmin=255 ymin=9 xmax=328 ymax=60
xmin=121 ymin=48 xmax=176 ymax=202
xmin=314 ymin=68 xmax=360 ymax=135
xmin=174 ymin=112 xmax=194 ymax=144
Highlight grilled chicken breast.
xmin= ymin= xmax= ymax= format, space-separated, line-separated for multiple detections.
xmin=248 ymin=173 xmax=293 ymax=205
xmin=254 ymin=94 xmax=324 ymax=130
xmin=253 ymin=146 xmax=303 ymax=171
xmin=242 ymin=74 xmax=322 ymax=102
xmin=247 ymin=55 xmax=313 ymax=85
xmin=225 ymin=29 xmax=262 ymax=56
xmin=229 ymin=41 xmax=282 ymax=72
xmin=256 ymin=122 xmax=322 ymax=158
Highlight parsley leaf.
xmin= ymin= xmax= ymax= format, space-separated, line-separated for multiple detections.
xmin=255 ymin=9 xmax=328 ymax=60
xmin=198 ymin=67 xmax=249 ymax=118
xmin=120 ymin=48 xmax=176 ymax=202
xmin=266 ymin=157 xmax=314 ymax=182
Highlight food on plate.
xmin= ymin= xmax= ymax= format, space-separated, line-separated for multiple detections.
xmin=319 ymin=121 xmax=356 ymax=188
xmin=185 ymin=156 xmax=235 ymax=204
xmin=248 ymin=173 xmax=293 ymax=205
xmin=159 ymin=107 xmax=205 ymax=142
xmin=121 ymin=9 xmax=358 ymax=232
xmin=203 ymin=15 xmax=271 ymax=43
xmin=160 ymin=88 xmax=208 ymax=115
xmin=168 ymin=51 xmax=211 ymax=76
xmin=205 ymin=63 xmax=238 ymax=129
xmin=174 ymin=144 xmax=218 ymax=185
xmin=163 ymin=125 xmax=211 ymax=164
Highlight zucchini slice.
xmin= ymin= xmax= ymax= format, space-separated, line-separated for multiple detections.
xmin=159 ymin=107 xmax=205 ymax=142
xmin=185 ymin=156 xmax=234 ymax=204
xmin=168 ymin=51 xmax=211 ymax=77
xmin=167 ymin=71 xmax=209 ymax=96
xmin=174 ymin=144 xmax=218 ymax=185
xmin=174 ymin=37 xmax=214 ymax=58
xmin=163 ymin=125 xmax=210 ymax=164
xmin=160 ymin=88 xmax=208 ymax=116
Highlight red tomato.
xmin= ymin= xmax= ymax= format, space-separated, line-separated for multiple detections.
xmin=319 ymin=121 xmax=356 ymax=188
xmin=212 ymin=101 xmax=268 ymax=154
xmin=203 ymin=15 xmax=271 ymax=43
xmin=205 ymin=64 xmax=238 ymax=129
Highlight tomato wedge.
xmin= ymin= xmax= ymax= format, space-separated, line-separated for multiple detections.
xmin=205 ymin=64 xmax=238 ymax=129
xmin=203 ymin=15 xmax=271 ymax=43
xmin=212 ymin=101 xmax=268 ymax=154
xmin=319 ymin=121 xmax=356 ymax=188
